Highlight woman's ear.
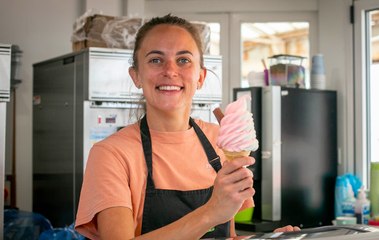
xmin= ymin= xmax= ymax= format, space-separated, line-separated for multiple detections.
xmin=197 ymin=68 xmax=207 ymax=90
xmin=129 ymin=67 xmax=142 ymax=89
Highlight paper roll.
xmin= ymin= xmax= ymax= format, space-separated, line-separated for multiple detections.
xmin=336 ymin=216 xmax=357 ymax=225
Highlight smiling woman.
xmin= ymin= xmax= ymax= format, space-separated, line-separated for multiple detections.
xmin=74 ymin=14 xmax=299 ymax=240
xmin=128 ymin=24 xmax=206 ymax=122
xmin=74 ymin=14 xmax=256 ymax=240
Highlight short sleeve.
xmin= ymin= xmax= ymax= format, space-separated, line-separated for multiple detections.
xmin=75 ymin=144 xmax=132 ymax=238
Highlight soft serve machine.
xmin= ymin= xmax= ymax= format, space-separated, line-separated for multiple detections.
xmin=32 ymin=47 xmax=222 ymax=226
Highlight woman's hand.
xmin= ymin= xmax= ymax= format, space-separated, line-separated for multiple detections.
xmin=204 ymin=156 xmax=255 ymax=225
xmin=273 ymin=225 xmax=301 ymax=232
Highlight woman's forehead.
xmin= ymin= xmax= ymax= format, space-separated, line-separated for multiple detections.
xmin=141 ymin=25 xmax=196 ymax=47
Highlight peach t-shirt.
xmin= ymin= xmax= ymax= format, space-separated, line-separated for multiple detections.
xmin=75 ymin=119 xmax=253 ymax=239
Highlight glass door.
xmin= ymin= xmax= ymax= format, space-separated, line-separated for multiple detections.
xmin=354 ymin=0 xmax=379 ymax=186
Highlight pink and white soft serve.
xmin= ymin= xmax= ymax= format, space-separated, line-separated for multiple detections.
xmin=216 ymin=95 xmax=259 ymax=152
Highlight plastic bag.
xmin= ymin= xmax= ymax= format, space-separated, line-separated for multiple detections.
xmin=101 ymin=17 xmax=146 ymax=49
xmin=4 ymin=209 xmax=53 ymax=240
xmin=39 ymin=223 xmax=85 ymax=240
xmin=345 ymin=173 xmax=362 ymax=196
xmin=335 ymin=173 xmax=362 ymax=217
xmin=71 ymin=8 xmax=104 ymax=43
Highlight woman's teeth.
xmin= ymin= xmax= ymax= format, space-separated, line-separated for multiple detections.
xmin=158 ymin=86 xmax=181 ymax=91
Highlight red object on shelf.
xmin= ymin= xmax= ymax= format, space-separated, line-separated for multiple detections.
xmin=4 ymin=188 xmax=8 ymax=200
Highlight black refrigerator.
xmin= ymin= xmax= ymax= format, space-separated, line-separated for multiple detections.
xmin=234 ymin=86 xmax=337 ymax=232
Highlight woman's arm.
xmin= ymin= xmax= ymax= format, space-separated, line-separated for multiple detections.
xmin=97 ymin=156 xmax=255 ymax=240
xmin=97 ymin=203 xmax=218 ymax=240
xmin=97 ymin=207 xmax=135 ymax=239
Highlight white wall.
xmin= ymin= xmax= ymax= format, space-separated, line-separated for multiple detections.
xmin=0 ymin=0 xmax=82 ymax=212
xmin=318 ymin=0 xmax=354 ymax=174
xmin=0 ymin=0 xmax=353 ymax=212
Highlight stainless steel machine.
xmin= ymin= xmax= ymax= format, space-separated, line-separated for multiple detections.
xmin=0 ymin=44 xmax=12 ymax=237
xmin=32 ymin=47 xmax=222 ymax=227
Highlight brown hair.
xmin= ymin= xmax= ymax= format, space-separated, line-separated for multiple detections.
xmin=132 ymin=14 xmax=204 ymax=70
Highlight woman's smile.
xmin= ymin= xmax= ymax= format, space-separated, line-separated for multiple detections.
xmin=157 ymin=85 xmax=183 ymax=91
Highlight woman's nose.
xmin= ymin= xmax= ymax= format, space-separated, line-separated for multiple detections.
xmin=163 ymin=60 xmax=178 ymax=77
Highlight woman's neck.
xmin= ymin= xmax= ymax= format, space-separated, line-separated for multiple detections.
xmin=146 ymin=109 xmax=191 ymax=132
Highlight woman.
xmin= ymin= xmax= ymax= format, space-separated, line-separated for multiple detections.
xmin=75 ymin=14 xmax=299 ymax=239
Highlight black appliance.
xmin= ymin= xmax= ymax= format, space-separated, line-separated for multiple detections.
xmin=234 ymin=86 xmax=337 ymax=232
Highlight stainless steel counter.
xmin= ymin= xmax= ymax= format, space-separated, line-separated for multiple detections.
xmin=216 ymin=225 xmax=379 ymax=239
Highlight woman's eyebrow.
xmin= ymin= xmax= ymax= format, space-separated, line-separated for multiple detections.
xmin=145 ymin=50 xmax=164 ymax=57
xmin=144 ymin=50 xmax=193 ymax=57
xmin=176 ymin=50 xmax=193 ymax=56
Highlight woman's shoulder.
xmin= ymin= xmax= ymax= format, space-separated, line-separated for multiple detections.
xmin=193 ymin=118 xmax=220 ymax=131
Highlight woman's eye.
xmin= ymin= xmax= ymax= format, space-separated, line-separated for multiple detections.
xmin=177 ymin=58 xmax=190 ymax=64
xmin=149 ymin=58 xmax=162 ymax=64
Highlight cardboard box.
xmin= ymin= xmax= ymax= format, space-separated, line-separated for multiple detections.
xmin=72 ymin=14 xmax=115 ymax=52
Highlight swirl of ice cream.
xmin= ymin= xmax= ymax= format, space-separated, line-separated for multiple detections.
xmin=216 ymin=95 xmax=259 ymax=152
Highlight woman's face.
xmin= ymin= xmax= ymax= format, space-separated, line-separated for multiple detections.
xmin=129 ymin=24 xmax=205 ymax=114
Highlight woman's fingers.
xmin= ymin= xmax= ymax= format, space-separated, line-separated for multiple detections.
xmin=222 ymin=157 xmax=255 ymax=175
xmin=273 ymin=225 xmax=301 ymax=233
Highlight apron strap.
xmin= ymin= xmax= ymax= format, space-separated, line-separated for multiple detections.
xmin=140 ymin=115 xmax=155 ymax=189
xmin=189 ymin=118 xmax=222 ymax=172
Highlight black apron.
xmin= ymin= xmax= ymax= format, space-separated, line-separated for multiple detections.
xmin=140 ymin=115 xmax=230 ymax=238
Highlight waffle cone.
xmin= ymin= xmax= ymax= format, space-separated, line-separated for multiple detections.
xmin=223 ymin=150 xmax=251 ymax=161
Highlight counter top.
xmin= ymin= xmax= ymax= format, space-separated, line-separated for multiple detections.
xmin=213 ymin=225 xmax=379 ymax=239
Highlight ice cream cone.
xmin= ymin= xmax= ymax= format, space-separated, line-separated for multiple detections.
xmin=223 ymin=150 xmax=251 ymax=161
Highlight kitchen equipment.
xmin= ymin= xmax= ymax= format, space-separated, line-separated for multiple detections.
xmin=233 ymin=86 xmax=337 ymax=232
xmin=0 ymin=43 xmax=12 ymax=238
xmin=33 ymin=47 xmax=222 ymax=227
xmin=268 ymin=54 xmax=306 ymax=88
xmin=0 ymin=45 xmax=11 ymax=100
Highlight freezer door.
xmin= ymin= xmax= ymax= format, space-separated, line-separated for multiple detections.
xmin=280 ymin=87 xmax=337 ymax=227
xmin=0 ymin=45 xmax=11 ymax=100
xmin=88 ymin=48 xmax=142 ymax=101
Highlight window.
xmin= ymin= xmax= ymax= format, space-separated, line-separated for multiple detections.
xmin=229 ymin=12 xmax=318 ymax=102
xmin=354 ymin=0 xmax=379 ymax=187
xmin=240 ymin=22 xmax=310 ymax=87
